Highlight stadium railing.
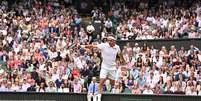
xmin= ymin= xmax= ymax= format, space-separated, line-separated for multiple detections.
xmin=0 ymin=92 xmax=201 ymax=101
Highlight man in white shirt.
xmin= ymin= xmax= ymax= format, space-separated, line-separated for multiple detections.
xmin=57 ymin=83 xmax=69 ymax=93
xmin=82 ymin=35 xmax=125 ymax=101
xmin=146 ymin=72 xmax=156 ymax=88
xmin=21 ymin=79 xmax=30 ymax=91
xmin=143 ymin=85 xmax=153 ymax=94
xmin=87 ymin=23 xmax=95 ymax=34
xmin=104 ymin=19 xmax=113 ymax=33
xmin=86 ymin=23 xmax=95 ymax=43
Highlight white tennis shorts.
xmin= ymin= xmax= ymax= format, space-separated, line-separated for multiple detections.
xmin=99 ymin=68 xmax=116 ymax=80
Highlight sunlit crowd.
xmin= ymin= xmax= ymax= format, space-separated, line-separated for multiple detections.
xmin=0 ymin=0 xmax=201 ymax=95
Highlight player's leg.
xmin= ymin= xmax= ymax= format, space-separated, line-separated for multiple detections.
xmin=108 ymin=70 xmax=117 ymax=88
xmin=109 ymin=79 xmax=115 ymax=87
xmin=98 ymin=68 xmax=108 ymax=101
xmin=98 ymin=68 xmax=107 ymax=94
xmin=98 ymin=78 xmax=107 ymax=94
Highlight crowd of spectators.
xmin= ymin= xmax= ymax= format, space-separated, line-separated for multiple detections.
xmin=0 ymin=0 xmax=201 ymax=96
xmin=114 ymin=43 xmax=201 ymax=95
xmin=90 ymin=0 xmax=201 ymax=40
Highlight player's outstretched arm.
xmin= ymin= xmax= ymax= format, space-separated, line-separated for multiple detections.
xmin=81 ymin=44 xmax=98 ymax=50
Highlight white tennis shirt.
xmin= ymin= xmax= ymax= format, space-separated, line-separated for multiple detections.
xmin=97 ymin=43 xmax=121 ymax=70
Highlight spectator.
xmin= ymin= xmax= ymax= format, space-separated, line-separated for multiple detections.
xmin=197 ymin=82 xmax=201 ymax=95
xmin=55 ymin=74 xmax=64 ymax=88
xmin=86 ymin=22 xmax=95 ymax=43
xmin=22 ymin=79 xmax=30 ymax=91
xmin=164 ymin=85 xmax=174 ymax=94
xmin=46 ymin=81 xmax=57 ymax=92
xmin=58 ymin=83 xmax=69 ymax=93
xmin=154 ymin=85 xmax=163 ymax=95
xmin=103 ymin=80 xmax=112 ymax=93
xmin=131 ymin=82 xmax=141 ymax=94
xmin=37 ymin=82 xmax=46 ymax=92
xmin=104 ymin=18 xmax=113 ymax=33
xmin=73 ymin=79 xmax=82 ymax=93
xmin=142 ymin=85 xmax=154 ymax=94
xmin=111 ymin=82 xmax=123 ymax=94
xmin=5 ymin=82 xmax=14 ymax=92
xmin=91 ymin=53 xmax=101 ymax=71
xmin=87 ymin=77 xmax=99 ymax=101
xmin=27 ymin=80 xmax=36 ymax=92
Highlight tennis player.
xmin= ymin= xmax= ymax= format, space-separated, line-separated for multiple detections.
xmin=82 ymin=35 xmax=125 ymax=101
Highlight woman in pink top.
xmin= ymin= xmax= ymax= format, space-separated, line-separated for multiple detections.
xmin=73 ymin=79 xmax=82 ymax=93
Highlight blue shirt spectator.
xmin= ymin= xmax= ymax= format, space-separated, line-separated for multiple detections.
xmin=130 ymin=68 xmax=139 ymax=80
xmin=88 ymin=77 xmax=99 ymax=95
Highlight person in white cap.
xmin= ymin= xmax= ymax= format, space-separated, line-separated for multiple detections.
xmin=81 ymin=35 xmax=125 ymax=101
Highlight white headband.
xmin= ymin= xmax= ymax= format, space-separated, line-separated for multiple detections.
xmin=107 ymin=36 xmax=116 ymax=40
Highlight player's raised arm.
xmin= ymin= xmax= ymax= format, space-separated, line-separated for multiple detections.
xmin=81 ymin=44 xmax=98 ymax=49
